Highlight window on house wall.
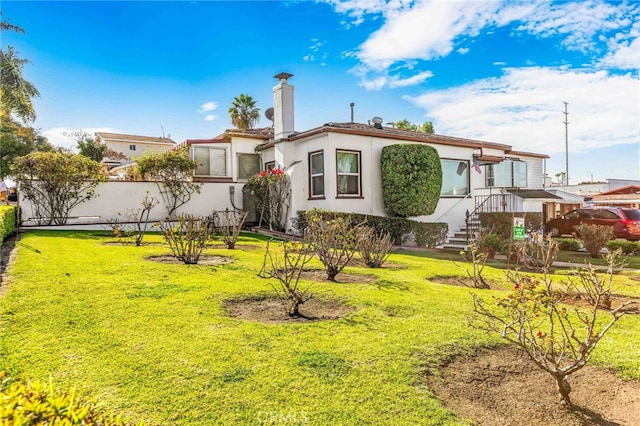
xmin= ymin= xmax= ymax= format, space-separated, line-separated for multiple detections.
xmin=441 ymin=159 xmax=469 ymax=196
xmin=309 ymin=151 xmax=324 ymax=198
xmin=336 ymin=150 xmax=361 ymax=197
xmin=129 ymin=144 xmax=136 ymax=151
xmin=486 ymin=159 xmax=527 ymax=188
xmin=238 ymin=153 xmax=261 ymax=179
xmin=264 ymin=161 xmax=276 ymax=171
xmin=194 ymin=146 xmax=227 ymax=177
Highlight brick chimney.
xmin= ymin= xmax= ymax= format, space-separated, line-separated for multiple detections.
xmin=273 ymin=72 xmax=294 ymax=139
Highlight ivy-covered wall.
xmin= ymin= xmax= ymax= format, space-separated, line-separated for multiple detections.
xmin=380 ymin=144 xmax=442 ymax=217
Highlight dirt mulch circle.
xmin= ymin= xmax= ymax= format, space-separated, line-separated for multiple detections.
xmin=426 ymin=345 xmax=640 ymax=426
xmin=346 ymin=257 xmax=407 ymax=269
xmin=146 ymin=254 xmax=234 ymax=266
xmin=102 ymin=241 xmax=164 ymax=246
xmin=561 ymin=293 xmax=640 ymax=315
xmin=429 ymin=275 xmax=500 ymax=290
xmin=207 ymin=243 xmax=262 ymax=250
xmin=297 ymin=269 xmax=378 ymax=284
xmin=223 ymin=296 xmax=354 ymax=324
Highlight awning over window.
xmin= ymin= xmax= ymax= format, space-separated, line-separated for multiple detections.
xmin=506 ymin=189 xmax=562 ymax=201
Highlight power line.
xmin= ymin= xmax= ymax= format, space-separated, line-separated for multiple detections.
xmin=563 ymin=101 xmax=569 ymax=185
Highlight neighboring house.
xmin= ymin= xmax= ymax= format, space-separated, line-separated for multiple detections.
xmin=183 ymin=73 xmax=561 ymax=242
xmin=588 ymin=185 xmax=640 ymax=208
xmin=95 ymin=132 xmax=175 ymax=176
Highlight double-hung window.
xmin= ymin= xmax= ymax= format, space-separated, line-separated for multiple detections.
xmin=309 ymin=151 xmax=324 ymax=198
xmin=194 ymin=146 xmax=227 ymax=177
xmin=336 ymin=150 xmax=361 ymax=197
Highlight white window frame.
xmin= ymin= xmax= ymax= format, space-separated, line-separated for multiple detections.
xmin=336 ymin=149 xmax=361 ymax=197
xmin=193 ymin=146 xmax=228 ymax=177
xmin=309 ymin=150 xmax=325 ymax=198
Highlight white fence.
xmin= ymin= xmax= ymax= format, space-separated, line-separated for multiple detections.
xmin=18 ymin=181 xmax=249 ymax=227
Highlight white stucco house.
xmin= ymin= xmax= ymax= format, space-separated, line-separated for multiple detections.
xmin=182 ymin=72 xmax=561 ymax=242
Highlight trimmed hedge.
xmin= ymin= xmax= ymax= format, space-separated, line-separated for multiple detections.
xmin=380 ymin=144 xmax=442 ymax=218
xmin=0 ymin=205 xmax=16 ymax=245
xmin=606 ymin=240 xmax=640 ymax=255
xmin=478 ymin=212 xmax=543 ymax=240
xmin=294 ymin=209 xmax=448 ymax=248
xmin=557 ymin=237 xmax=582 ymax=251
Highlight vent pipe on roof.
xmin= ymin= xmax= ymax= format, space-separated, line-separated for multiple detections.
xmin=350 ymin=102 xmax=355 ymax=123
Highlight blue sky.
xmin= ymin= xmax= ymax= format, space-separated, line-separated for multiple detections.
xmin=2 ymin=0 xmax=639 ymax=184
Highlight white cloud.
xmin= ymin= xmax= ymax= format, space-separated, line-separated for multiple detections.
xmin=326 ymin=0 xmax=639 ymax=89
xmin=405 ymin=67 xmax=639 ymax=155
xmin=303 ymin=54 xmax=315 ymax=62
xmin=198 ymin=101 xmax=218 ymax=113
xmin=457 ymin=47 xmax=470 ymax=55
xmin=41 ymin=127 xmax=118 ymax=151
xmin=204 ymin=115 xmax=216 ymax=121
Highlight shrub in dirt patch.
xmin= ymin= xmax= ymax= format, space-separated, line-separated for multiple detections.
xmin=471 ymin=247 xmax=634 ymax=406
xmin=453 ymin=242 xmax=490 ymax=289
xmin=213 ymin=209 xmax=248 ymax=249
xmin=157 ymin=214 xmax=213 ymax=264
xmin=512 ymin=235 xmax=559 ymax=272
xmin=574 ymin=223 xmax=614 ymax=258
xmin=606 ymin=239 xmax=640 ymax=255
xmin=258 ymin=239 xmax=315 ymax=317
xmin=124 ymin=191 xmax=159 ymax=246
xmin=357 ymin=226 xmax=393 ymax=268
xmin=0 ymin=372 xmax=140 ymax=425
xmin=303 ymin=210 xmax=365 ymax=282
xmin=557 ymin=237 xmax=581 ymax=251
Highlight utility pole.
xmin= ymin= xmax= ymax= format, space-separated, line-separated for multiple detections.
xmin=563 ymin=101 xmax=569 ymax=185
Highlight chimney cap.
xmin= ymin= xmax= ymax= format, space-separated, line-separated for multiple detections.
xmin=274 ymin=72 xmax=294 ymax=82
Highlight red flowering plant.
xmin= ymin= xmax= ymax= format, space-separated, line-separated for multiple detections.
xmin=470 ymin=241 xmax=634 ymax=406
xmin=246 ymin=168 xmax=291 ymax=232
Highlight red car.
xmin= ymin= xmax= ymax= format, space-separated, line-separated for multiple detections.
xmin=545 ymin=207 xmax=640 ymax=240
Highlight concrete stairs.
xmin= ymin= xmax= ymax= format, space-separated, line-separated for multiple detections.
xmin=441 ymin=215 xmax=481 ymax=254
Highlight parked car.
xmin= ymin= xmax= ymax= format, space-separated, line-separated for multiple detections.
xmin=545 ymin=207 xmax=640 ymax=240
xmin=7 ymin=186 xmax=18 ymax=202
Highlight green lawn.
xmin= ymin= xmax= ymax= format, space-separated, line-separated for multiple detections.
xmin=1 ymin=231 xmax=639 ymax=425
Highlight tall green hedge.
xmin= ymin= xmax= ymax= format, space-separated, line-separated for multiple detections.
xmin=380 ymin=144 xmax=442 ymax=218
xmin=0 ymin=206 xmax=16 ymax=245
xmin=294 ymin=209 xmax=448 ymax=248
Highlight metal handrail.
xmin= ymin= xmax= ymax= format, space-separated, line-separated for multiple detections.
xmin=465 ymin=193 xmax=519 ymax=242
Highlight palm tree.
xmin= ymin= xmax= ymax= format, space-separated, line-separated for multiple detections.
xmin=1 ymin=46 xmax=40 ymax=123
xmin=228 ymin=93 xmax=260 ymax=130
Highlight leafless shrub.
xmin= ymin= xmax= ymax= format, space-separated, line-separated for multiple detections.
xmin=303 ymin=212 xmax=364 ymax=281
xmin=512 ymin=233 xmax=559 ymax=272
xmin=258 ymin=240 xmax=315 ymax=317
xmin=157 ymin=214 xmax=213 ymax=264
xmin=213 ymin=209 xmax=248 ymax=249
xmin=358 ymin=226 xmax=393 ymax=268
xmin=470 ymin=246 xmax=634 ymax=406
xmin=452 ymin=242 xmax=490 ymax=289
xmin=125 ymin=192 xmax=159 ymax=246
xmin=574 ymin=223 xmax=614 ymax=258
